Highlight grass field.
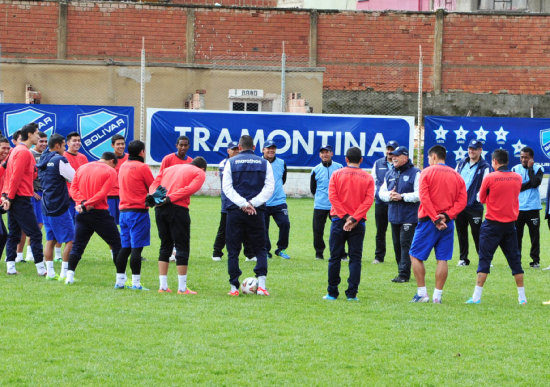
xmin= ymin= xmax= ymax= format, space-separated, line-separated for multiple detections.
xmin=1 ymin=196 xmax=549 ymax=385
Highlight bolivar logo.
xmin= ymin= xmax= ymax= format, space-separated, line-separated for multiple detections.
xmin=3 ymin=107 xmax=56 ymax=143
xmin=77 ymin=109 xmax=129 ymax=160
xmin=540 ymin=128 xmax=550 ymax=159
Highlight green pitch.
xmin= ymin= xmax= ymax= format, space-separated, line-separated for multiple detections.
xmin=1 ymin=196 xmax=549 ymax=385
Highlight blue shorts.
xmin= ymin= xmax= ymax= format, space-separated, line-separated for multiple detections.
xmin=409 ymin=219 xmax=454 ymax=261
xmin=68 ymin=198 xmax=76 ymax=224
xmin=108 ymin=197 xmax=120 ymax=225
xmin=43 ymin=209 xmax=75 ymax=243
xmin=119 ymin=211 xmax=150 ymax=248
xmin=32 ymin=193 xmax=44 ymax=224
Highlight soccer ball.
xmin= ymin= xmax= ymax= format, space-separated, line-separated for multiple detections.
xmin=241 ymin=277 xmax=258 ymax=294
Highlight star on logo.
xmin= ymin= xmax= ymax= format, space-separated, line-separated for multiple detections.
xmin=454 ymin=126 xmax=469 ymax=141
xmin=481 ymin=150 xmax=488 ymax=159
xmin=453 ymin=146 xmax=467 ymax=161
xmin=494 ymin=126 xmax=509 ymax=142
xmin=474 ymin=125 xmax=489 ymax=141
xmin=434 ymin=125 xmax=448 ymax=140
xmin=512 ymin=139 xmax=525 ymax=154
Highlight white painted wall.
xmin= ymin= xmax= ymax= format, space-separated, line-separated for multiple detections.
xmin=278 ymin=0 xmax=356 ymax=10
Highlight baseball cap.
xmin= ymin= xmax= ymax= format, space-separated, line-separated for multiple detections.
xmin=227 ymin=140 xmax=239 ymax=150
xmin=263 ymin=140 xmax=277 ymax=148
xmin=319 ymin=144 xmax=333 ymax=152
xmin=389 ymin=146 xmax=409 ymax=157
xmin=386 ymin=140 xmax=399 ymax=149
xmin=468 ymin=139 xmax=483 ymax=149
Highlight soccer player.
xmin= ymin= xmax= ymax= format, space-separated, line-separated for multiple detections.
xmin=0 ymin=137 xmax=11 ymax=260
xmin=36 ymin=134 xmax=75 ymax=280
xmin=150 ymin=157 xmax=206 ymax=294
xmin=212 ymin=141 xmax=256 ymax=262
xmin=466 ymin=149 xmax=526 ymax=304
xmin=24 ymin=131 xmax=48 ymax=262
xmin=223 ymin=135 xmax=274 ymax=296
xmin=371 ymin=140 xmax=398 ymax=264
xmin=262 ymin=140 xmax=291 ymax=259
xmin=65 ymin=152 xmax=121 ymax=284
xmin=114 ymin=140 xmax=154 ymax=290
xmin=511 ymin=146 xmax=543 ymax=268
xmin=10 ymin=129 xmax=27 ymax=263
xmin=323 ymin=147 xmax=374 ymax=301
xmin=409 ymin=145 xmax=467 ymax=304
xmin=107 ymin=134 xmax=129 ymax=225
xmin=455 ymin=139 xmax=490 ymax=267
xmin=159 ymin=135 xmax=193 ymax=171
xmin=310 ymin=144 xmax=343 ymax=260
xmin=378 ymin=146 xmax=420 ymax=283
xmin=64 ymin=131 xmax=88 ymax=224
xmin=1 ymin=123 xmax=46 ymax=276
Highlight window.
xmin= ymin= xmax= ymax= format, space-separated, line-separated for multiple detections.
xmin=231 ymin=101 xmax=261 ymax=112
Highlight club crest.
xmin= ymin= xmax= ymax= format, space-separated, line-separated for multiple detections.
xmin=3 ymin=107 xmax=56 ymax=144
xmin=77 ymin=109 xmax=129 ymax=160
xmin=540 ymin=128 xmax=550 ymax=159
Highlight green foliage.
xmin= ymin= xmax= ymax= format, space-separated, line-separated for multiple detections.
xmin=0 ymin=197 xmax=549 ymax=385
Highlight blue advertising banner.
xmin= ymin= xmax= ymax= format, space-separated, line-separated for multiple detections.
xmin=424 ymin=116 xmax=550 ymax=169
xmin=146 ymin=109 xmax=414 ymax=168
xmin=0 ymin=103 xmax=134 ymax=161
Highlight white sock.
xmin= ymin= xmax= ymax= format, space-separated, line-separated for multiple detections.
xmin=116 ymin=273 xmax=127 ymax=287
xmin=35 ymin=261 xmax=46 ymax=275
xmin=178 ymin=274 xmax=187 ymax=292
xmin=258 ymin=275 xmax=266 ymax=289
xmin=472 ymin=286 xmax=483 ymax=302
xmin=6 ymin=261 xmax=16 ymax=273
xmin=110 ymin=250 xmax=113 ymax=260
xmin=26 ymin=247 xmax=34 ymax=259
xmin=46 ymin=261 xmax=55 ymax=277
xmin=16 ymin=252 xmax=23 ymax=262
xmin=433 ymin=288 xmax=443 ymax=301
xmin=132 ymin=274 xmax=141 ymax=287
xmin=60 ymin=262 xmax=69 ymax=278
xmin=231 ymin=284 xmax=238 ymax=292
xmin=159 ymin=275 xmax=168 ymax=290
xmin=518 ymin=287 xmax=526 ymax=301
xmin=417 ymin=286 xmax=427 ymax=297
xmin=54 ymin=247 xmax=62 ymax=259
xmin=66 ymin=270 xmax=75 ymax=283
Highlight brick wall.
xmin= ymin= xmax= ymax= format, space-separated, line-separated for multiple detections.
xmin=0 ymin=1 xmax=59 ymax=59
xmin=2 ymin=1 xmax=550 ymax=95
xmin=171 ymin=0 xmax=277 ymax=6
xmin=194 ymin=8 xmax=310 ymax=63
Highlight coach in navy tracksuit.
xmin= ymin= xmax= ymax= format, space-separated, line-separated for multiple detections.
xmin=371 ymin=140 xmax=398 ymax=264
xmin=211 ymin=141 xmax=254 ymax=262
xmin=379 ymin=146 xmax=420 ymax=282
xmin=222 ymin=135 xmax=275 ymax=296
xmin=455 ymin=139 xmax=490 ymax=266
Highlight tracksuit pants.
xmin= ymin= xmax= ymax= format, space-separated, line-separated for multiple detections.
xmin=212 ymin=212 xmax=254 ymax=259
xmin=6 ymin=196 xmax=43 ymax=263
xmin=155 ymin=204 xmax=190 ymax=264
xmin=68 ymin=209 xmax=121 ymax=271
xmin=312 ymin=208 xmax=331 ymax=258
xmin=478 ymin=219 xmax=523 ymax=275
xmin=455 ymin=207 xmax=483 ymax=265
xmin=226 ymin=208 xmax=268 ymax=288
xmin=374 ymin=203 xmax=389 ymax=262
xmin=390 ymin=222 xmax=416 ymax=280
xmin=264 ymin=203 xmax=290 ymax=256
xmin=516 ymin=209 xmax=540 ymax=265
xmin=327 ymin=217 xmax=365 ymax=299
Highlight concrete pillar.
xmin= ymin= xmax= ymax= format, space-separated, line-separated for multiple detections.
xmin=309 ymin=11 xmax=318 ymax=67
xmin=186 ymin=9 xmax=195 ymax=64
xmin=57 ymin=0 xmax=68 ymax=59
xmin=433 ymin=8 xmax=444 ymax=94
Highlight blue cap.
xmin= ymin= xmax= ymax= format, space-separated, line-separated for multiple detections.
xmin=386 ymin=140 xmax=399 ymax=149
xmin=319 ymin=144 xmax=333 ymax=152
xmin=227 ymin=140 xmax=239 ymax=149
xmin=389 ymin=146 xmax=409 ymax=157
xmin=468 ymin=139 xmax=483 ymax=149
xmin=263 ymin=140 xmax=277 ymax=148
